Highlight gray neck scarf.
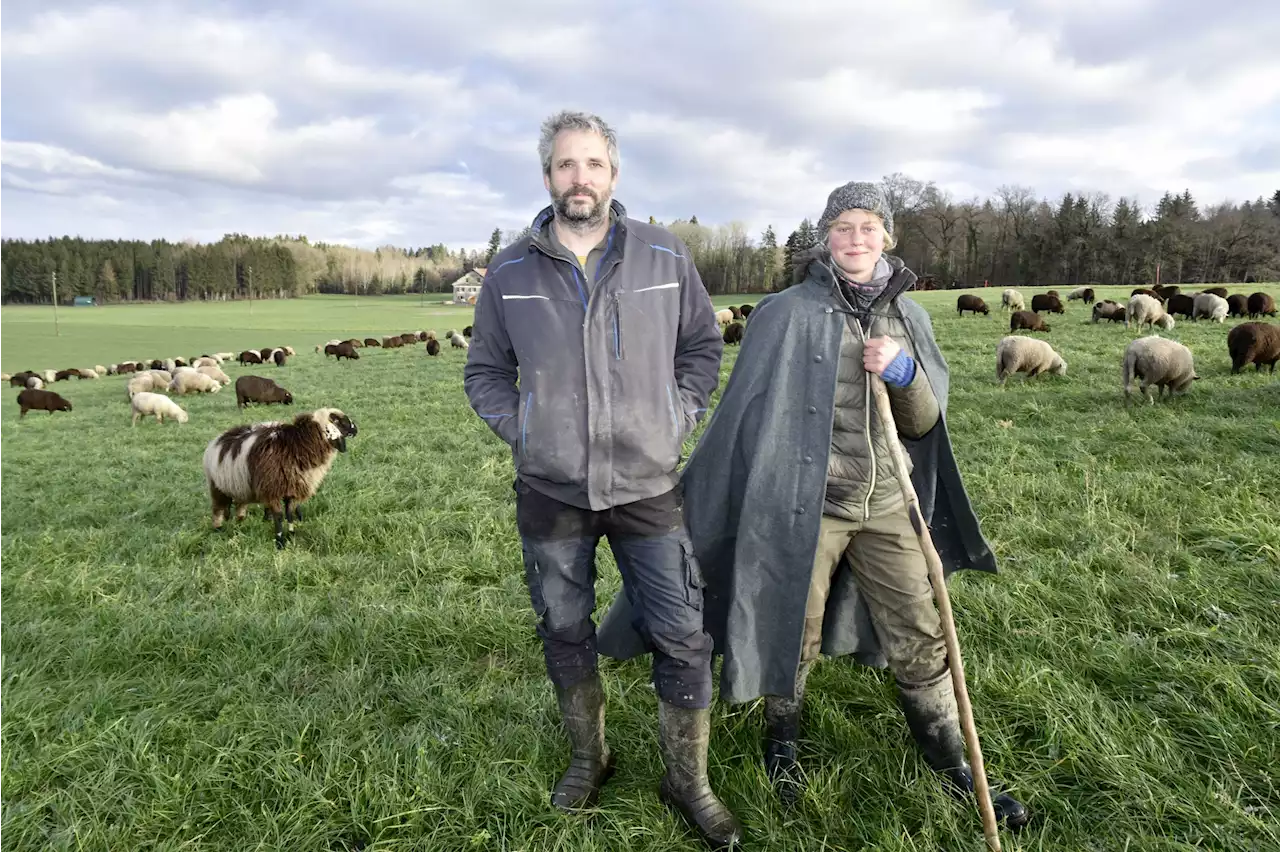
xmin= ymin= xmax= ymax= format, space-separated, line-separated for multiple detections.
xmin=829 ymin=256 xmax=893 ymax=311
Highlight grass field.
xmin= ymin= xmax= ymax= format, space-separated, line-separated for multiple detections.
xmin=3 ymin=284 xmax=1279 ymax=852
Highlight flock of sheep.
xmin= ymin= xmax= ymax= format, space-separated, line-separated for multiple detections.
xmin=962 ymin=285 xmax=1279 ymax=404
xmin=3 ymin=324 xmax=473 ymax=548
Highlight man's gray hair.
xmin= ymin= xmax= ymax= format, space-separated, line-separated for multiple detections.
xmin=538 ymin=110 xmax=620 ymax=176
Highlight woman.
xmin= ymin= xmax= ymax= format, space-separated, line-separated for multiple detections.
xmin=598 ymin=182 xmax=1030 ymax=832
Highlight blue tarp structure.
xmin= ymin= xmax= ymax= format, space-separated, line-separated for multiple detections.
xmin=73 ymin=296 xmax=97 ymax=306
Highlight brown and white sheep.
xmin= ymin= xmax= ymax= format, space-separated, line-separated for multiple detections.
xmin=1067 ymin=287 xmax=1096 ymax=304
xmin=995 ymin=336 xmax=1067 ymax=385
xmin=1122 ymin=336 xmax=1197 ymax=405
xmin=201 ymin=408 xmax=359 ymax=548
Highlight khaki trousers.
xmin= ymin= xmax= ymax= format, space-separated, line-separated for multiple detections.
xmin=801 ymin=506 xmax=947 ymax=686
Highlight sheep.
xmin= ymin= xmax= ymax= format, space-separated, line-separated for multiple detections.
xmin=258 ymin=347 xmax=276 ymax=361
xmin=1067 ymin=287 xmax=1096 ymax=304
xmin=170 ymin=371 xmax=222 ymax=395
xmin=1091 ymin=301 xmax=1127 ymax=324
xmin=214 ymin=351 xmax=236 ymax=362
xmin=1122 ymin=336 xmax=1197 ymax=405
xmin=398 ymin=333 xmax=417 ymax=346
xmin=1046 ymin=290 xmax=1060 ymax=298
xmin=995 ymin=335 xmax=1067 ymax=385
xmin=0 ymin=373 xmax=9 ymax=383
xmin=1153 ymin=284 xmax=1181 ymax=299
xmin=1131 ymin=287 xmax=1163 ymax=301
xmin=426 ymin=339 xmax=441 ymax=356
xmin=740 ymin=304 xmax=754 ymax=319
xmin=94 ymin=365 xmax=107 ymax=376
xmin=143 ymin=369 xmax=174 ymax=389
xmin=425 ymin=330 xmax=438 ymax=342
xmin=1247 ymin=292 xmax=1277 ymax=318
xmin=415 ymin=330 xmax=429 ymax=342
xmin=714 ymin=309 xmax=734 ymax=326
xmin=1226 ymin=294 xmax=1249 ymax=317
xmin=235 ymin=375 xmax=294 ymax=409
xmin=450 ymin=332 xmax=468 ymax=349
xmin=1127 ymin=294 xmax=1175 ymax=332
xmin=115 ymin=361 xmax=140 ymax=374
xmin=381 ymin=336 xmax=403 ymax=349
xmin=343 ymin=339 xmax=364 ymax=349
xmin=463 ymin=325 xmax=473 ymax=338
xmin=197 ymin=365 xmax=232 ymax=386
xmin=17 ymin=388 xmax=72 ymax=417
xmin=325 ymin=342 xmax=360 ymax=360
xmin=1199 ymin=287 xmax=1228 ymax=299
xmin=239 ymin=350 xmax=263 ymax=365
xmin=1001 ymin=289 xmax=1025 ymax=312
xmin=1010 ymin=310 xmax=1051 ymax=333
xmin=315 ymin=339 xmax=342 ymax=354
xmin=75 ymin=368 xmax=98 ymax=380
xmin=126 ymin=375 xmax=155 ymax=399
xmin=956 ymin=294 xmax=989 ymax=316
xmin=194 ymin=356 xmax=219 ymax=368
xmin=729 ymin=305 xmax=743 ymax=320
xmin=1165 ymin=293 xmax=1196 ymax=319
xmin=130 ymin=391 xmax=188 ymax=426
xmin=201 ymin=408 xmax=359 ymax=548
xmin=1192 ymin=293 xmax=1229 ymax=323
xmin=53 ymin=369 xmax=77 ymax=382
xmin=25 ymin=376 xmax=45 ymax=390
xmin=445 ymin=329 xmax=459 ymax=339
xmin=9 ymin=371 xmax=37 ymax=387
xmin=1227 ymin=322 xmax=1280 ymax=374
xmin=1031 ymin=293 xmax=1064 ymax=314
xmin=272 ymin=349 xmax=287 ymax=367
xmin=41 ymin=370 xmax=57 ymax=384
xmin=723 ymin=321 xmax=744 ymax=345
xmin=364 ymin=337 xmax=382 ymax=347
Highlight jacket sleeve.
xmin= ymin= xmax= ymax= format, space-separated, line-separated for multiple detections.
xmin=463 ymin=272 xmax=520 ymax=446
xmin=888 ymin=365 xmax=940 ymax=439
xmin=674 ymin=251 xmax=725 ymax=435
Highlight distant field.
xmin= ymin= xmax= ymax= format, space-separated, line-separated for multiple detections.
xmin=3 ymin=283 xmax=1279 ymax=851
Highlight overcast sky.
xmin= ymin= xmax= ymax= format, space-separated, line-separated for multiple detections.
xmin=3 ymin=0 xmax=1278 ymax=250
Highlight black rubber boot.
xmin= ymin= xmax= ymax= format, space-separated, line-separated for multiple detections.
xmin=897 ymin=671 xmax=1031 ymax=832
xmin=550 ymin=675 xmax=615 ymax=812
xmin=762 ymin=660 xmax=811 ymax=807
xmin=657 ymin=701 xmax=744 ymax=850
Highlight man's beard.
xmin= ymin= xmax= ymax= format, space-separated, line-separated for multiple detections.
xmin=552 ymin=184 xmax=610 ymax=233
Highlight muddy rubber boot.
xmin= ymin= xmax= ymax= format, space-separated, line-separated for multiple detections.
xmin=550 ymin=675 xmax=615 ymax=812
xmin=897 ymin=670 xmax=1031 ymax=832
xmin=762 ymin=661 xmax=811 ymax=807
xmin=657 ymin=701 xmax=744 ymax=850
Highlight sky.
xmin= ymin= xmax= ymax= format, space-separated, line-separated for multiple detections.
xmin=2 ymin=0 xmax=1279 ymax=251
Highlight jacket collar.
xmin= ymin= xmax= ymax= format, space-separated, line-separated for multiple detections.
xmin=530 ymin=198 xmax=628 ymax=254
xmin=805 ymin=251 xmax=917 ymax=317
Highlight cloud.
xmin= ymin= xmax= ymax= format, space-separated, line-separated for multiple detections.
xmin=2 ymin=0 xmax=1277 ymax=249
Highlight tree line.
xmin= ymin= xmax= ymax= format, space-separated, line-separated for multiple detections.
xmin=4 ymin=184 xmax=1277 ymax=304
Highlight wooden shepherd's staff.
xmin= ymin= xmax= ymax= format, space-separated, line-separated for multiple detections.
xmin=867 ymin=371 xmax=1002 ymax=852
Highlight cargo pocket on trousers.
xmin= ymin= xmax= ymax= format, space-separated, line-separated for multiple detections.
xmin=679 ymin=537 xmax=706 ymax=610
xmin=522 ymin=548 xmax=549 ymax=619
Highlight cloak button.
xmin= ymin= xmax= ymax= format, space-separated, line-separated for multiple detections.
xmin=825 ymin=307 xmax=833 ymax=314
xmin=796 ymin=507 xmax=806 ymax=515
xmin=808 ymin=405 xmax=817 ymax=413
xmin=803 ymin=455 xmax=812 ymax=464
xmin=813 ymin=355 xmax=823 ymax=363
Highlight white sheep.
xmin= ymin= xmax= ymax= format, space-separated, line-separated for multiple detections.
xmin=1126 ymin=293 xmax=1175 ymax=332
xmin=1001 ymin=289 xmax=1025 ymax=312
xmin=0 ymin=373 xmax=9 ymax=382
xmin=126 ymin=376 xmax=154 ymax=398
xmin=197 ymin=365 xmax=232 ymax=385
xmin=1192 ymin=293 xmax=1228 ymax=323
xmin=94 ymin=365 xmax=107 ymax=376
xmin=450 ymin=332 xmax=468 ymax=349
xmin=202 ymin=408 xmax=359 ymax=548
xmin=714 ymin=309 xmax=734 ymax=325
xmin=995 ymin=336 xmax=1067 ymax=385
xmin=26 ymin=376 xmax=44 ymax=389
xmin=1122 ymin=336 xmax=1197 ymax=405
xmin=131 ymin=391 xmax=189 ymax=425
xmin=76 ymin=368 xmax=99 ymax=380
xmin=169 ymin=371 xmax=222 ymax=395
xmin=41 ymin=369 xmax=57 ymax=384
xmin=1066 ymin=287 xmax=1091 ymax=301
xmin=214 ymin=352 xmax=236 ymax=362
xmin=193 ymin=356 xmax=220 ymax=368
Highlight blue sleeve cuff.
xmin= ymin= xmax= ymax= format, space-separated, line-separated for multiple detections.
xmin=881 ymin=349 xmax=916 ymax=388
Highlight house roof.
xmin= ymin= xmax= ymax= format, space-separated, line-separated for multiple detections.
xmin=451 ymin=268 xmax=487 ymax=287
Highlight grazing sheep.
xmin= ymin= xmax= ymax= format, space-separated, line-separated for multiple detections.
xmin=201 ymin=408 xmax=359 ymax=548
xmin=143 ymin=370 xmax=174 ymax=389
xmin=315 ymin=339 xmax=342 ymax=354
xmin=54 ymin=369 xmax=77 ymax=382
xmin=1131 ymin=287 xmax=1163 ymax=301
xmin=729 ymin=306 xmax=743 ymax=320
xmin=450 ymin=332 xmax=468 ymax=349
xmin=343 ymin=339 xmax=364 ymax=349
xmin=75 ymin=368 xmax=98 ymax=380
xmin=364 ymin=338 xmax=382 ymax=347
xmin=25 ymin=376 xmax=45 ymax=390
xmin=995 ymin=335 xmax=1067 ymax=384
xmin=1226 ymin=294 xmax=1249 ymax=317
xmin=173 ymin=357 xmax=189 ymax=368
xmin=1192 ymin=293 xmax=1229 ymax=323
xmin=956 ymin=295 xmax=989 ymax=316
xmin=1067 ymin=287 xmax=1096 ymax=304
xmin=1030 ymin=293 xmax=1065 ymax=314
xmin=1127 ymin=294 xmax=1175 ymax=332
xmin=258 ymin=347 xmax=276 ymax=361
xmin=325 ymin=342 xmax=360 ymax=360
xmin=126 ymin=376 xmax=155 ymax=398
xmin=445 ymin=329 xmax=459 ymax=339
xmin=740 ymin=304 xmax=754 ymax=319
xmin=463 ymin=325 xmax=473 ymax=338
xmin=197 ymin=365 xmax=232 ymax=386
xmin=239 ymin=350 xmax=263 ymax=365
xmin=214 ymin=352 xmax=236 ymax=362
xmin=1247 ymin=292 xmax=1277 ymax=318
xmin=381 ymin=336 xmax=403 ymax=349
xmin=1227 ymin=322 xmax=1280 ymax=373
xmin=714 ymin=309 xmax=734 ymax=326
xmin=17 ymin=388 xmax=72 ymax=417
xmin=0 ymin=373 xmax=8 ymax=383
xmin=1165 ymin=293 xmax=1196 ymax=319
xmin=1010 ymin=310 xmax=1051 ymax=332
xmin=116 ymin=361 xmax=141 ymax=374
xmin=1001 ymin=289 xmax=1025 ymax=312
xmin=194 ymin=356 xmax=219 ymax=368
xmin=9 ymin=371 xmax=37 ymax=387
xmin=1199 ymin=287 xmax=1228 ymax=298
xmin=94 ymin=365 xmax=107 ymax=376
xmin=415 ymin=331 xmax=429 ymax=342
xmin=1122 ymin=336 xmax=1197 ymax=405
xmin=1153 ymin=284 xmax=1181 ymax=299
xmin=272 ymin=349 xmax=287 ymax=366
xmin=41 ymin=370 xmax=57 ymax=384
xmin=130 ymin=391 xmax=188 ymax=426
xmin=235 ymin=375 xmax=294 ymax=409
xmin=426 ymin=339 xmax=441 ymax=356
xmin=723 ymin=321 xmax=744 ymax=345
xmin=170 ymin=371 xmax=222 ymax=395
xmin=426 ymin=330 xmax=438 ymax=342
xmin=1092 ymin=301 xmax=1127 ymax=324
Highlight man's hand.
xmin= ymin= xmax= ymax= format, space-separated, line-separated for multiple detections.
xmin=862 ymin=336 xmax=902 ymax=376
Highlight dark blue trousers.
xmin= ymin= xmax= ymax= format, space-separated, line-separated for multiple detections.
xmin=514 ymin=478 xmax=714 ymax=709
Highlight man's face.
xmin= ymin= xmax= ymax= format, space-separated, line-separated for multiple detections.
xmin=543 ymin=129 xmax=617 ymax=226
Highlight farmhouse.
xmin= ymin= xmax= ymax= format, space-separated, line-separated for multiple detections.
xmin=450 ymin=268 xmax=487 ymax=304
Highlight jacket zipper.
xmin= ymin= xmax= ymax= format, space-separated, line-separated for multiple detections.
xmin=666 ymin=383 xmax=679 ymax=436
xmin=613 ymin=294 xmax=623 ymax=359
xmin=520 ymin=391 xmax=533 ymax=456
xmin=853 ymin=318 xmax=876 ymax=521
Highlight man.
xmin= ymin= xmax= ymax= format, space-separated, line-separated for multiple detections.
xmin=463 ymin=110 xmax=741 ymax=850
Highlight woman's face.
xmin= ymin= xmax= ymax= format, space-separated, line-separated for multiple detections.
xmin=827 ymin=209 xmax=886 ymax=282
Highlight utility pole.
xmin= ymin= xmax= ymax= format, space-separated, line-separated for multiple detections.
xmin=52 ymin=271 xmax=61 ymax=336
xmin=249 ymin=264 xmax=254 ymax=315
